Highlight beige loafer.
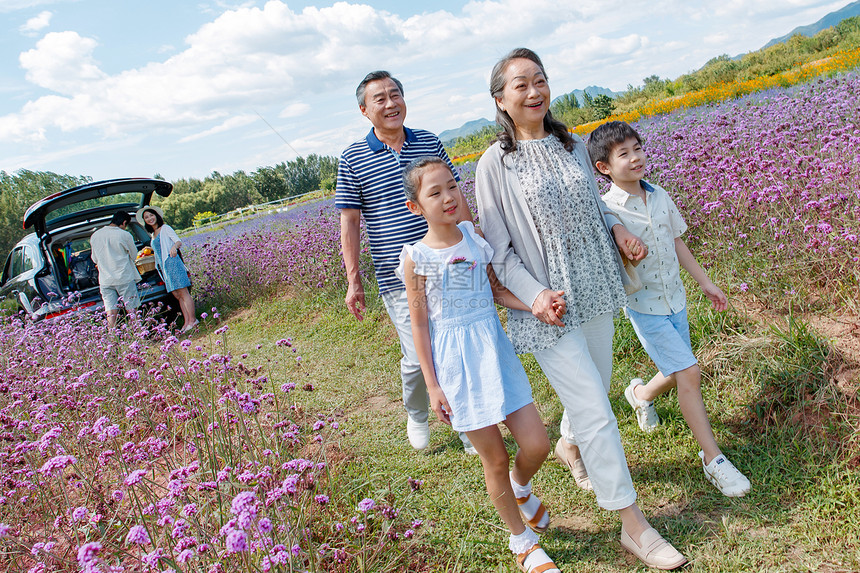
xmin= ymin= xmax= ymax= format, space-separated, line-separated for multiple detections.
xmin=620 ymin=527 xmax=687 ymax=570
xmin=554 ymin=438 xmax=592 ymax=491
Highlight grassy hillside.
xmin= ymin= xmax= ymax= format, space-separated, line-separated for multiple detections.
xmin=448 ymin=16 xmax=860 ymax=162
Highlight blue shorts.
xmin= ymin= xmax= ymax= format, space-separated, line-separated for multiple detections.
xmin=625 ymin=307 xmax=697 ymax=376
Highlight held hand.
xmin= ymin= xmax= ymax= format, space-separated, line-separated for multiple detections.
xmin=429 ymin=386 xmax=453 ymax=426
xmin=702 ymin=282 xmax=728 ymax=312
xmin=552 ymin=297 xmax=566 ymax=319
xmin=532 ymin=289 xmax=566 ymax=327
xmin=345 ymin=281 xmax=366 ymax=321
xmin=612 ymin=224 xmax=648 ymax=262
xmin=625 ymin=239 xmax=643 ymax=263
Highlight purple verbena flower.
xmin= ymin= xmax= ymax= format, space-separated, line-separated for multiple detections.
xmin=124 ymin=469 xmax=147 ymax=486
xmin=76 ymin=541 xmax=102 ymax=572
xmin=225 ymin=530 xmax=248 ymax=553
xmin=357 ymin=498 xmax=375 ymax=513
xmin=126 ymin=525 xmax=151 ymax=545
xmin=39 ymin=454 xmax=76 ymax=476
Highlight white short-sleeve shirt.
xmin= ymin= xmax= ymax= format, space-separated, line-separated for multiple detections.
xmin=90 ymin=225 xmax=141 ymax=286
xmin=602 ymin=181 xmax=688 ymax=315
xmin=395 ymin=222 xmax=493 ymax=322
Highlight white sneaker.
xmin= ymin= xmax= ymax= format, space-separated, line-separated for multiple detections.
xmin=406 ymin=417 xmax=429 ymax=450
xmin=460 ymin=432 xmax=478 ymax=455
xmin=700 ymin=451 xmax=750 ymax=497
xmin=624 ymin=378 xmax=659 ymax=432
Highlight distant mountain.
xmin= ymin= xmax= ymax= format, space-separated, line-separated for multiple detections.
xmin=439 ymin=118 xmax=496 ymax=144
xmin=761 ymin=1 xmax=860 ymax=49
xmin=551 ymin=85 xmax=621 ymax=106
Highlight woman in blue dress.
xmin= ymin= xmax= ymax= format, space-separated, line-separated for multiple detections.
xmin=137 ymin=206 xmax=198 ymax=332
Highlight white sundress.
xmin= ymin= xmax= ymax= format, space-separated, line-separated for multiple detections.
xmin=397 ymin=222 xmax=533 ymax=432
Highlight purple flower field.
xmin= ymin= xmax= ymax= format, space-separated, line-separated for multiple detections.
xmin=0 ymin=309 xmax=422 ymax=571
xmin=634 ymin=73 xmax=860 ymax=303
xmin=181 ymin=199 xmax=336 ymax=249
xmin=180 ymin=199 xmax=365 ymax=312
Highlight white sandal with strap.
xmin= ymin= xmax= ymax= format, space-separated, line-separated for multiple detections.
xmin=511 ymin=472 xmax=550 ymax=533
xmin=516 ymin=543 xmax=560 ymax=573
xmin=515 ymin=491 xmax=550 ymax=533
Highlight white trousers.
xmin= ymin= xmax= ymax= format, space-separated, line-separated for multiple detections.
xmin=533 ymin=312 xmax=637 ymax=510
xmin=382 ymin=289 xmax=472 ymax=448
xmin=382 ymin=289 xmax=430 ymax=423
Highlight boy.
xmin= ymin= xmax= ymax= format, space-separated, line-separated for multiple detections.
xmin=587 ymin=121 xmax=750 ymax=498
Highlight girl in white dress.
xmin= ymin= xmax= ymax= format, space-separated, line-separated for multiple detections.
xmin=397 ymin=156 xmax=564 ymax=573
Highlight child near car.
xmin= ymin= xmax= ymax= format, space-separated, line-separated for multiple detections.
xmin=587 ymin=121 xmax=750 ymax=497
xmin=396 ymin=156 xmax=564 ymax=572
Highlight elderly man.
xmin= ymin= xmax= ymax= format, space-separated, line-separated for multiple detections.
xmin=336 ymin=70 xmax=474 ymax=453
xmin=90 ymin=210 xmax=141 ymax=328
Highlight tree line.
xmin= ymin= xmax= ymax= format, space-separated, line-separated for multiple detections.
xmin=0 ymin=154 xmax=338 ymax=257
xmin=0 ymin=170 xmax=92 ymax=263
xmin=150 ymin=154 xmax=338 ymax=230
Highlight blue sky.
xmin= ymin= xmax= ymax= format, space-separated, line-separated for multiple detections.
xmin=0 ymin=0 xmax=851 ymax=181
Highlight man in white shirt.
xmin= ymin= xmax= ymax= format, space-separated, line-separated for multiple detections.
xmin=90 ymin=211 xmax=141 ymax=328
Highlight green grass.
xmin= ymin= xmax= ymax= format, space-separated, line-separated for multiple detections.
xmin=212 ymin=286 xmax=859 ymax=572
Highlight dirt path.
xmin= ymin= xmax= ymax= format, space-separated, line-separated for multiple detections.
xmin=733 ymin=296 xmax=860 ymax=401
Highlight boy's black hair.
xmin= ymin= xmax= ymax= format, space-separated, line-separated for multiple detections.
xmin=110 ymin=211 xmax=131 ymax=226
xmin=586 ymin=120 xmax=643 ymax=171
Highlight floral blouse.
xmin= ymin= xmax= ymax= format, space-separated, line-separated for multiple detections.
xmin=507 ymin=136 xmax=627 ymax=354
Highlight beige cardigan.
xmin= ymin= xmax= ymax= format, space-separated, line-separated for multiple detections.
xmin=474 ymin=134 xmax=629 ymax=321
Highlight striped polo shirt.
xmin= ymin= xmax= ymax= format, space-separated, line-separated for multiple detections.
xmin=336 ymin=127 xmax=459 ymax=294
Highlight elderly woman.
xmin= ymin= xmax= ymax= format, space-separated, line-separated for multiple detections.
xmin=475 ymin=48 xmax=686 ymax=570
xmin=137 ymin=206 xmax=198 ymax=333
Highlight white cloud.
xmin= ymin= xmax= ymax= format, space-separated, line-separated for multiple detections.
xmin=703 ymin=32 xmax=732 ymax=46
xmin=19 ymin=10 xmax=51 ymax=34
xmin=443 ymin=91 xmax=495 ymax=127
xmin=0 ymin=0 xmax=64 ymax=12
xmin=554 ymin=34 xmax=648 ymax=66
xmin=2 ymin=1 xmax=415 ymax=145
xmin=178 ymin=114 xmax=257 ymax=143
xmin=278 ymin=103 xmax=311 ymax=118
xmin=1 ymin=134 xmax=143 ymax=172
xmin=0 ymin=0 xmax=710 ymax=147
xmin=708 ymin=0 xmax=828 ymax=18
xmin=19 ymin=31 xmax=106 ymax=93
